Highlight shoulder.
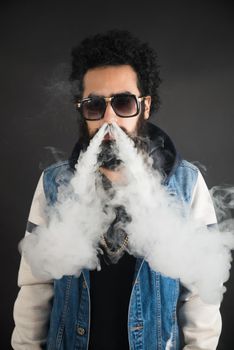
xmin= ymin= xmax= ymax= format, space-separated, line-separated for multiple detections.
xmin=175 ymin=159 xmax=199 ymax=176
xmin=170 ymin=159 xmax=199 ymax=186
xmin=43 ymin=160 xmax=73 ymax=182
xmin=43 ymin=160 xmax=72 ymax=175
xmin=42 ymin=160 xmax=74 ymax=204
xmin=167 ymin=159 xmax=200 ymax=204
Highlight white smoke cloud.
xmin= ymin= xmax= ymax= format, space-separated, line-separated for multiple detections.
xmin=21 ymin=124 xmax=113 ymax=279
xmin=20 ymin=122 xmax=234 ymax=304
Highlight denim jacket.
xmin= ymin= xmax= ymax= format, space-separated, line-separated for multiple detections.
xmin=43 ymin=155 xmax=198 ymax=350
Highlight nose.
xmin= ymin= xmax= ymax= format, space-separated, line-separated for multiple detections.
xmin=103 ymin=101 xmax=117 ymax=124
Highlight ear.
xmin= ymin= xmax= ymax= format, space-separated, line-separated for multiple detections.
xmin=143 ymin=96 xmax=151 ymax=120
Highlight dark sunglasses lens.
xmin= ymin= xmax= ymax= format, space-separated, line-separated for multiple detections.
xmin=82 ymin=98 xmax=105 ymax=120
xmin=113 ymin=95 xmax=138 ymax=116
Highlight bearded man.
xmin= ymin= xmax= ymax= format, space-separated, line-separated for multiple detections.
xmin=12 ymin=30 xmax=221 ymax=350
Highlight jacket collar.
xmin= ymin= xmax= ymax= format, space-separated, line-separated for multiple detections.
xmin=144 ymin=122 xmax=181 ymax=182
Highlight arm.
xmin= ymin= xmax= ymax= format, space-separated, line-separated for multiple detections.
xmin=12 ymin=174 xmax=54 ymax=350
xmin=179 ymin=170 xmax=222 ymax=349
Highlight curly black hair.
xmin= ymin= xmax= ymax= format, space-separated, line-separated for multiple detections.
xmin=70 ymin=29 xmax=161 ymax=115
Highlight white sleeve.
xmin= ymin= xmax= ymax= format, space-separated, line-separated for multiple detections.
xmin=11 ymin=173 xmax=54 ymax=350
xmin=179 ymin=170 xmax=222 ymax=349
xmin=189 ymin=170 xmax=217 ymax=226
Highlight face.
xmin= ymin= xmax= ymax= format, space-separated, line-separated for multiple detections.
xmin=82 ymin=65 xmax=151 ymax=138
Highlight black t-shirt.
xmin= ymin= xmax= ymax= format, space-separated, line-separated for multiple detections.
xmin=88 ymin=253 xmax=136 ymax=350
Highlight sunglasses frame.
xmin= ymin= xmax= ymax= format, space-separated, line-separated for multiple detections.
xmin=76 ymin=93 xmax=146 ymax=121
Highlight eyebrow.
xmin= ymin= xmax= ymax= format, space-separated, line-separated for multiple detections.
xmin=87 ymin=91 xmax=132 ymax=98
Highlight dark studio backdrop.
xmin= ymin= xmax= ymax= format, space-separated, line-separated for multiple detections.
xmin=1 ymin=0 xmax=234 ymax=348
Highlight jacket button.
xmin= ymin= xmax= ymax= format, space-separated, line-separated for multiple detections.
xmin=82 ymin=281 xmax=86 ymax=289
xmin=77 ymin=326 xmax=85 ymax=336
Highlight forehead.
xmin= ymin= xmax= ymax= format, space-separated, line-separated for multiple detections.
xmin=83 ymin=65 xmax=140 ymax=97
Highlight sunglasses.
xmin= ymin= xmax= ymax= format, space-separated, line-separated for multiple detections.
xmin=76 ymin=93 xmax=146 ymax=121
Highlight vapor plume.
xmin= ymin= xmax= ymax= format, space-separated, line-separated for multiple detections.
xmin=20 ymin=123 xmax=234 ymax=304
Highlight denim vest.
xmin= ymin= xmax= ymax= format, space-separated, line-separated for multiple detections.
xmin=43 ymin=159 xmax=198 ymax=350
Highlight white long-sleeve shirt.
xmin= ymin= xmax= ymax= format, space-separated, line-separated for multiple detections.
xmin=11 ymin=170 xmax=222 ymax=349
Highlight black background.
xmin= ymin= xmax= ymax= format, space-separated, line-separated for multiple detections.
xmin=1 ymin=0 xmax=234 ymax=348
